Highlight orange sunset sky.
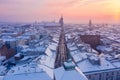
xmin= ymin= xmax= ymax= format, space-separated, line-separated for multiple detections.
xmin=0 ymin=0 xmax=120 ymax=23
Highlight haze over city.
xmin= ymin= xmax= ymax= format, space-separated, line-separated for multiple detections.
xmin=0 ymin=0 xmax=120 ymax=23
xmin=0 ymin=0 xmax=120 ymax=80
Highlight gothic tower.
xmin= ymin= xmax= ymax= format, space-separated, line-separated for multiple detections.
xmin=89 ymin=19 xmax=92 ymax=30
xmin=59 ymin=16 xmax=64 ymax=27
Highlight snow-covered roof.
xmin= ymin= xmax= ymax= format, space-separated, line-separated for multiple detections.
xmin=2 ymin=38 xmax=17 ymax=42
xmin=0 ymin=56 xmax=6 ymax=61
xmin=67 ymin=42 xmax=120 ymax=73
xmin=21 ymin=46 xmax=46 ymax=53
xmin=14 ymin=53 xmax=21 ymax=57
xmin=39 ymin=55 xmax=55 ymax=68
xmin=17 ymin=35 xmax=30 ymax=40
xmin=52 ymin=37 xmax=59 ymax=43
xmin=47 ymin=43 xmax=57 ymax=51
xmin=0 ymin=76 xmax=4 ymax=80
xmin=0 ymin=66 xmax=7 ymax=75
xmin=4 ymin=63 xmax=52 ymax=80
xmin=43 ymin=22 xmax=60 ymax=27
xmin=97 ymin=46 xmax=113 ymax=52
xmin=54 ymin=66 xmax=88 ymax=80
xmin=4 ymin=72 xmax=52 ymax=80
xmin=68 ymin=45 xmax=78 ymax=51
xmin=38 ymin=65 xmax=54 ymax=79
xmin=45 ymin=47 xmax=54 ymax=57
xmin=77 ymin=58 xmax=115 ymax=73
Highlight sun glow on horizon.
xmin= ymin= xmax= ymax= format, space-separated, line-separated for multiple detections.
xmin=0 ymin=0 xmax=120 ymax=23
xmin=108 ymin=0 xmax=120 ymax=21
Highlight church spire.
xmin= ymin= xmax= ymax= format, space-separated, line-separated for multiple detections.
xmin=59 ymin=15 xmax=64 ymax=27
xmin=89 ymin=19 xmax=93 ymax=30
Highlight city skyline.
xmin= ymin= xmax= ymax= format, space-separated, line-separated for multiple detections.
xmin=0 ymin=0 xmax=120 ymax=23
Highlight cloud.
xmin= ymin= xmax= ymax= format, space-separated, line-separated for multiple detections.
xmin=46 ymin=0 xmax=109 ymax=8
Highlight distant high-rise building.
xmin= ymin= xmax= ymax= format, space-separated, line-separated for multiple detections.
xmin=59 ymin=16 xmax=64 ymax=27
xmin=89 ymin=20 xmax=93 ymax=30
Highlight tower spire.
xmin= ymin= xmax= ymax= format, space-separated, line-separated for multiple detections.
xmin=59 ymin=15 xmax=64 ymax=27
xmin=89 ymin=19 xmax=92 ymax=30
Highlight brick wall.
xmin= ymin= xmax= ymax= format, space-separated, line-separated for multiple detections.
xmin=0 ymin=45 xmax=15 ymax=59
xmin=80 ymin=35 xmax=100 ymax=49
